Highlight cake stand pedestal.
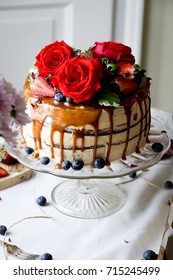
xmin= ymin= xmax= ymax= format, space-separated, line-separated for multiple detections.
xmin=51 ymin=179 xmax=126 ymax=218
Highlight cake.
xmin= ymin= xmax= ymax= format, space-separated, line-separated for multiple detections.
xmin=22 ymin=40 xmax=151 ymax=170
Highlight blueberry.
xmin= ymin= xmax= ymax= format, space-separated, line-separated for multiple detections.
xmin=151 ymin=143 xmax=163 ymax=153
xmin=40 ymin=156 xmax=50 ymax=165
xmin=54 ymin=91 xmax=65 ymax=102
xmin=61 ymin=160 xmax=72 ymax=170
xmin=143 ymin=249 xmax=157 ymax=260
xmin=94 ymin=157 xmax=105 ymax=169
xmin=72 ymin=159 xmax=84 ymax=170
xmin=129 ymin=172 xmax=136 ymax=178
xmin=164 ymin=180 xmax=173 ymax=188
xmin=0 ymin=225 xmax=7 ymax=236
xmin=40 ymin=253 xmax=53 ymax=260
xmin=66 ymin=97 xmax=74 ymax=104
xmin=24 ymin=146 xmax=34 ymax=154
xmin=36 ymin=196 xmax=47 ymax=206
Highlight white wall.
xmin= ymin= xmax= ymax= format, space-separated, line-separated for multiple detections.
xmin=142 ymin=0 xmax=173 ymax=113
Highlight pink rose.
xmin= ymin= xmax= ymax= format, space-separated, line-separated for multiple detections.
xmin=35 ymin=40 xmax=73 ymax=77
xmin=92 ymin=41 xmax=135 ymax=64
xmin=51 ymin=56 xmax=102 ymax=103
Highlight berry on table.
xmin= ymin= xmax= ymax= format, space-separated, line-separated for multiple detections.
xmin=164 ymin=180 xmax=173 ymax=188
xmin=143 ymin=249 xmax=157 ymax=260
xmin=0 ymin=225 xmax=7 ymax=236
xmin=72 ymin=159 xmax=84 ymax=170
xmin=94 ymin=157 xmax=105 ymax=169
xmin=40 ymin=252 xmax=53 ymax=260
xmin=24 ymin=146 xmax=34 ymax=155
xmin=36 ymin=196 xmax=47 ymax=206
xmin=129 ymin=172 xmax=136 ymax=178
xmin=61 ymin=160 xmax=72 ymax=170
xmin=151 ymin=143 xmax=163 ymax=153
xmin=40 ymin=156 xmax=50 ymax=165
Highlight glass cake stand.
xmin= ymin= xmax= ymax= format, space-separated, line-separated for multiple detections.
xmin=5 ymin=118 xmax=171 ymax=218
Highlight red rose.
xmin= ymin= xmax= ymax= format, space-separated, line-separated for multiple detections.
xmin=35 ymin=40 xmax=73 ymax=77
xmin=92 ymin=41 xmax=135 ymax=64
xmin=51 ymin=56 xmax=102 ymax=103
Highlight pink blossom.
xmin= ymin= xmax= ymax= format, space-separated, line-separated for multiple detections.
xmin=0 ymin=75 xmax=30 ymax=146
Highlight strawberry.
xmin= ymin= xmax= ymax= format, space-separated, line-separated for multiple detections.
xmin=0 ymin=167 xmax=9 ymax=177
xmin=30 ymin=76 xmax=56 ymax=97
xmin=117 ymin=62 xmax=134 ymax=79
xmin=115 ymin=76 xmax=138 ymax=94
xmin=1 ymin=151 xmax=18 ymax=165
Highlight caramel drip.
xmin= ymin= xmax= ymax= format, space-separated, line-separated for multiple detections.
xmin=20 ymin=127 xmax=26 ymax=144
xmin=91 ymin=112 xmax=102 ymax=165
xmin=32 ymin=119 xmax=43 ymax=151
xmin=146 ymin=95 xmax=151 ymax=143
xmin=105 ymin=108 xmax=114 ymax=165
xmin=73 ymin=128 xmax=85 ymax=153
xmin=122 ymin=105 xmax=132 ymax=160
xmin=135 ymin=101 xmax=143 ymax=154
xmin=143 ymin=98 xmax=147 ymax=137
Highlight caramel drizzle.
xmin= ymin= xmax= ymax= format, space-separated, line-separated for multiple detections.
xmin=26 ymin=83 xmax=151 ymax=167
xmin=135 ymin=100 xmax=144 ymax=154
xmin=105 ymin=108 xmax=114 ymax=165
xmin=122 ymin=104 xmax=132 ymax=160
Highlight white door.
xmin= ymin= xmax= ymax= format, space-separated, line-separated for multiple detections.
xmin=0 ymin=0 xmax=144 ymax=91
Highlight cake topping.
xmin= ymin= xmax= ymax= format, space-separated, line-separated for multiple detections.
xmin=28 ymin=40 xmax=148 ymax=107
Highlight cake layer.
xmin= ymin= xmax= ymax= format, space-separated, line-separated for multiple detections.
xmin=22 ymin=90 xmax=150 ymax=167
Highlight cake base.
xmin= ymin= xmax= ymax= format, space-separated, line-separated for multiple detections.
xmin=51 ymin=179 xmax=126 ymax=218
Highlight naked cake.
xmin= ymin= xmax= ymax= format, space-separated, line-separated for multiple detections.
xmin=22 ymin=40 xmax=151 ymax=170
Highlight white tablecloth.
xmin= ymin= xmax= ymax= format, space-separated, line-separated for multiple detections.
xmin=0 ymin=108 xmax=173 ymax=260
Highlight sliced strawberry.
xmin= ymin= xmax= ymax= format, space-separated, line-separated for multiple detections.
xmin=1 ymin=151 xmax=18 ymax=165
xmin=115 ymin=76 xmax=138 ymax=94
xmin=0 ymin=167 xmax=9 ymax=177
xmin=117 ymin=62 xmax=134 ymax=79
xmin=30 ymin=76 xmax=56 ymax=97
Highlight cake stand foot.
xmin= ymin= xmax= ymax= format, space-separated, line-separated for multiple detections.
xmin=51 ymin=179 xmax=126 ymax=218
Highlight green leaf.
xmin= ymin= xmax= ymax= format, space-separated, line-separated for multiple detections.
xmin=98 ymin=89 xmax=120 ymax=107
xmin=100 ymin=58 xmax=118 ymax=73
